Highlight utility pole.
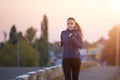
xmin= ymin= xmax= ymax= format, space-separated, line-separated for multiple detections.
xmin=35 ymin=39 xmax=39 ymax=67
xmin=16 ymin=34 xmax=20 ymax=67
xmin=3 ymin=32 xmax=7 ymax=43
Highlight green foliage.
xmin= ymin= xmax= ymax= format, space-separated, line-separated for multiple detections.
xmin=0 ymin=42 xmax=4 ymax=49
xmin=9 ymin=25 xmax=18 ymax=44
xmin=0 ymin=14 xmax=49 ymax=67
xmin=41 ymin=14 xmax=48 ymax=40
xmin=37 ymin=14 xmax=49 ymax=66
xmin=18 ymin=32 xmax=36 ymax=66
xmin=0 ymin=32 xmax=36 ymax=67
xmin=0 ymin=43 xmax=16 ymax=66
xmin=38 ymin=37 xmax=49 ymax=66
xmin=25 ymin=27 xmax=37 ymax=44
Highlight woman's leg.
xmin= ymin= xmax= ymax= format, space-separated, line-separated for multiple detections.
xmin=71 ymin=59 xmax=81 ymax=80
xmin=62 ymin=59 xmax=72 ymax=80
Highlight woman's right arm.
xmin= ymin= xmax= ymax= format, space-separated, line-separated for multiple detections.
xmin=59 ymin=42 xmax=63 ymax=47
xmin=59 ymin=31 xmax=63 ymax=47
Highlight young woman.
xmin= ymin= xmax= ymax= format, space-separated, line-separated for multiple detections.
xmin=59 ymin=17 xmax=82 ymax=80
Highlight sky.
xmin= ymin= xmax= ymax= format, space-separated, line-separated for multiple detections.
xmin=0 ymin=0 xmax=120 ymax=43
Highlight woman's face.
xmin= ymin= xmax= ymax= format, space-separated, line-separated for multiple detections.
xmin=67 ymin=19 xmax=76 ymax=30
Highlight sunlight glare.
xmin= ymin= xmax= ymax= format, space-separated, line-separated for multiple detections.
xmin=113 ymin=0 xmax=120 ymax=12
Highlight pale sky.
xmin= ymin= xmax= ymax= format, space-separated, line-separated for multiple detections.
xmin=0 ymin=0 xmax=120 ymax=43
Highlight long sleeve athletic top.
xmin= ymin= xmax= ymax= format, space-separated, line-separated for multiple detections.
xmin=60 ymin=27 xmax=82 ymax=59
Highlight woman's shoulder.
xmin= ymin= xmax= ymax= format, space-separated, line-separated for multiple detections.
xmin=61 ymin=29 xmax=67 ymax=34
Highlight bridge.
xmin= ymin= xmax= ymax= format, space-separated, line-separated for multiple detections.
xmin=0 ymin=61 xmax=120 ymax=80
xmin=0 ymin=61 xmax=118 ymax=80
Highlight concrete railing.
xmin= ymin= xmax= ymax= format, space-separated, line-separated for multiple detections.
xmin=16 ymin=65 xmax=63 ymax=80
xmin=16 ymin=60 xmax=100 ymax=80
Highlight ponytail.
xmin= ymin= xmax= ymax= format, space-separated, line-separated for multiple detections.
xmin=75 ymin=22 xmax=82 ymax=37
xmin=67 ymin=17 xmax=83 ymax=37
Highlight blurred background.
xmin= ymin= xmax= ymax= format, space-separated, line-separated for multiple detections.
xmin=0 ymin=0 xmax=120 ymax=68
xmin=1 ymin=0 xmax=120 ymax=80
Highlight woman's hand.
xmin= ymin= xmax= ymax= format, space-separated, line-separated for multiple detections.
xmin=69 ymin=33 xmax=73 ymax=38
xmin=58 ymin=42 xmax=62 ymax=47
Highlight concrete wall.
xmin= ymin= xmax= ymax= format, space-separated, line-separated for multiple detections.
xmin=16 ymin=61 xmax=99 ymax=80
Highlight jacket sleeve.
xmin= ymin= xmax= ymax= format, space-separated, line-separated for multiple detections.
xmin=70 ymin=32 xmax=82 ymax=49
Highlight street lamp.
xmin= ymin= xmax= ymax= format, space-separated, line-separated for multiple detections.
xmin=116 ymin=26 xmax=119 ymax=67
xmin=35 ymin=38 xmax=39 ymax=67
xmin=16 ymin=34 xmax=20 ymax=67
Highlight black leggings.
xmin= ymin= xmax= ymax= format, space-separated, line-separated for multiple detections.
xmin=62 ymin=58 xmax=81 ymax=80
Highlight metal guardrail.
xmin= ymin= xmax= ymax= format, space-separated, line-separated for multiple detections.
xmin=16 ymin=61 xmax=100 ymax=80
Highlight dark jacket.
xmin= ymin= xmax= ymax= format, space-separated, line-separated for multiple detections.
xmin=61 ymin=27 xmax=82 ymax=59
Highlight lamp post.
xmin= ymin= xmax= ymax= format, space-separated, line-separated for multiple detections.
xmin=3 ymin=32 xmax=7 ymax=43
xmin=16 ymin=34 xmax=20 ymax=67
xmin=116 ymin=26 xmax=119 ymax=67
xmin=35 ymin=38 xmax=39 ymax=67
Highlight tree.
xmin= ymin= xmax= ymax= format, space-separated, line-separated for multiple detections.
xmin=3 ymin=31 xmax=7 ymax=43
xmin=25 ymin=27 xmax=37 ymax=44
xmin=17 ymin=32 xmax=36 ymax=66
xmin=41 ymin=14 xmax=48 ymax=40
xmin=38 ymin=14 xmax=49 ymax=66
xmin=0 ymin=43 xmax=16 ymax=66
xmin=0 ymin=31 xmax=36 ymax=66
xmin=9 ymin=25 xmax=17 ymax=44
xmin=102 ymin=26 xmax=120 ymax=65
xmin=37 ymin=37 xmax=49 ymax=66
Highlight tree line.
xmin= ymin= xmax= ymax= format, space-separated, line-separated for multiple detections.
xmin=0 ymin=15 xmax=50 ymax=67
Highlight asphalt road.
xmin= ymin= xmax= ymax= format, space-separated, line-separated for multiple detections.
xmin=0 ymin=66 xmax=118 ymax=80
xmin=79 ymin=66 xmax=118 ymax=80
xmin=0 ymin=67 xmax=41 ymax=80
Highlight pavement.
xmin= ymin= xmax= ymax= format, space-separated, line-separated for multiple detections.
xmin=0 ymin=67 xmax=41 ymax=80
xmin=0 ymin=66 xmax=118 ymax=80
xmin=79 ymin=66 xmax=118 ymax=80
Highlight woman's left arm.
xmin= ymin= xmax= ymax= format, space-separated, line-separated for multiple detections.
xmin=69 ymin=32 xmax=82 ymax=49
